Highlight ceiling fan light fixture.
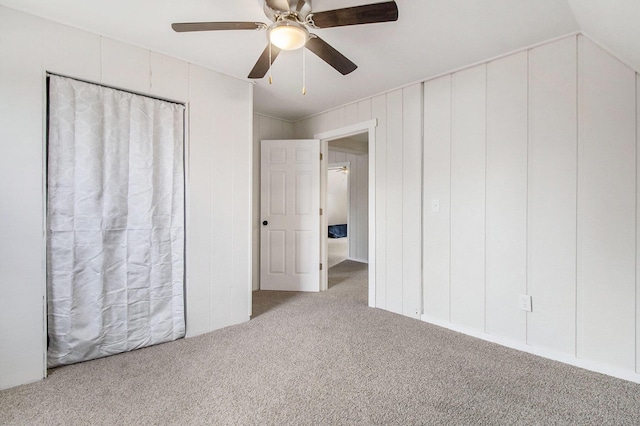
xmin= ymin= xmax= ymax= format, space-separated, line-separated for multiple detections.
xmin=268 ymin=20 xmax=308 ymax=50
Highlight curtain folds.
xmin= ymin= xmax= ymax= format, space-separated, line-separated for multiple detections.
xmin=47 ymin=75 xmax=185 ymax=367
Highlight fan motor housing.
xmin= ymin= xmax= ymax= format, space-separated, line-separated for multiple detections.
xmin=262 ymin=0 xmax=312 ymax=23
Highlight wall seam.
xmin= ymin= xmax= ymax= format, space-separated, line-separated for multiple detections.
xmin=525 ymin=48 xmax=530 ymax=345
xmin=420 ymin=82 xmax=425 ymax=316
xmin=384 ymin=96 xmax=389 ymax=309
xmin=635 ymin=72 xmax=638 ymax=374
xmin=295 ymin=32 xmax=581 ymax=123
xmin=449 ymin=75 xmax=453 ymax=323
xmin=99 ymin=36 xmax=103 ymax=83
xmin=401 ymin=89 xmax=405 ymax=315
xmin=575 ymin=34 xmax=580 ymax=359
xmin=484 ymin=63 xmax=488 ymax=334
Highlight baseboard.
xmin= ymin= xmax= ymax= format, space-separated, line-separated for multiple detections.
xmin=347 ymin=257 xmax=368 ymax=264
xmin=420 ymin=314 xmax=640 ymax=384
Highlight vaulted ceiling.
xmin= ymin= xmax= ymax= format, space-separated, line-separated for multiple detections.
xmin=0 ymin=1 xmax=637 ymax=121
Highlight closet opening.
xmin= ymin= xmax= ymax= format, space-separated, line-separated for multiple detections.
xmin=46 ymin=74 xmax=186 ymax=368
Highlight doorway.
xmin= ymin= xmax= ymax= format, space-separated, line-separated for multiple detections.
xmin=316 ymin=119 xmax=377 ymax=307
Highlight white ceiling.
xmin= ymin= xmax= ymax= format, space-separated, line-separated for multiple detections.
xmin=1 ymin=1 xmax=637 ymax=121
xmin=566 ymin=0 xmax=640 ymax=72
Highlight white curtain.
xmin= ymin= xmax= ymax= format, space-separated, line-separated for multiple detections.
xmin=47 ymin=75 xmax=185 ymax=367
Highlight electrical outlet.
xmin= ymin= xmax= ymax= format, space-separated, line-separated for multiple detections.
xmin=518 ymin=294 xmax=532 ymax=312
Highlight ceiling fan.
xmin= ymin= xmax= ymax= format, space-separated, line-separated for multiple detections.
xmin=171 ymin=0 xmax=399 ymax=79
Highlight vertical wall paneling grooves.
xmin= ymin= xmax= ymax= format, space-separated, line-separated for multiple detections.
xmin=252 ymin=115 xmax=261 ymax=292
xmin=345 ymin=103 xmax=358 ymax=126
xmin=149 ymin=52 xmax=189 ymax=102
xmin=358 ymin=99 xmax=372 ymax=122
xmin=186 ymin=65 xmax=214 ymax=336
xmin=485 ymin=52 xmax=528 ymax=341
xmin=327 ymin=108 xmax=343 ymax=130
xmin=527 ymin=36 xmax=577 ymax=355
xmin=290 ymin=33 xmax=640 ymax=382
xmin=637 ymin=72 xmax=640 ymax=374
xmin=385 ymin=90 xmax=404 ymax=314
xmin=372 ymin=95 xmax=388 ymax=309
xmin=577 ymin=35 xmax=636 ymax=370
xmin=422 ymin=76 xmax=452 ymax=321
xmin=101 ymin=38 xmax=150 ymax=93
xmin=211 ymin=77 xmax=233 ymax=328
xmin=230 ymin=79 xmax=252 ymax=324
xmin=1 ymin=6 xmax=253 ymax=390
xmin=382 ymin=89 xmax=404 ymax=314
xmin=0 ymin=7 xmax=46 ymax=389
xmin=402 ymin=84 xmax=423 ymax=318
xmin=450 ymin=64 xmax=487 ymax=329
xmin=283 ymin=121 xmax=294 ymax=139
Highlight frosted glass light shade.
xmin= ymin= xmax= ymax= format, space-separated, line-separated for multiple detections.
xmin=268 ymin=21 xmax=308 ymax=50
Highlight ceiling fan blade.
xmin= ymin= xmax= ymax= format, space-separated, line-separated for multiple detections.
xmin=248 ymin=44 xmax=282 ymax=79
xmin=305 ymin=36 xmax=357 ymax=75
xmin=295 ymin=0 xmax=308 ymax=12
xmin=171 ymin=22 xmax=266 ymax=32
xmin=309 ymin=1 xmax=398 ymax=28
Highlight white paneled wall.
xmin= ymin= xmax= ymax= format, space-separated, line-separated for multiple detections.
xmin=485 ymin=52 xmax=528 ymax=341
xmin=636 ymin=74 xmax=640 ymax=373
xmin=0 ymin=6 xmax=46 ymax=391
xmin=295 ymin=33 xmax=640 ymax=381
xmin=527 ymin=36 xmax=577 ymax=355
xmin=402 ymin=86 xmax=423 ymax=317
xmin=208 ymin=74 xmax=253 ymax=329
xmin=423 ymin=76 xmax=452 ymax=321
xmin=450 ymin=64 xmax=487 ymax=329
xmin=371 ymin=95 xmax=388 ymax=309
xmin=327 ymin=149 xmax=368 ymax=262
xmin=252 ymin=115 xmax=294 ymax=291
xmin=101 ymin=38 xmax=150 ymax=93
xmin=386 ymin=90 xmax=404 ymax=314
xmin=576 ymin=36 xmax=636 ymax=370
xmin=0 ymin=7 xmax=253 ymax=390
xmin=637 ymin=73 xmax=640 ymax=375
xmin=423 ymin=34 xmax=640 ymax=380
xmin=187 ymin=64 xmax=215 ymax=336
xmin=294 ymin=87 xmax=422 ymax=319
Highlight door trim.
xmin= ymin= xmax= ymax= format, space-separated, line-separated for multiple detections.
xmin=315 ymin=119 xmax=377 ymax=308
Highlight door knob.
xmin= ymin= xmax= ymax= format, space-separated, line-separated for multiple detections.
xmin=262 ymin=220 xmax=268 ymax=226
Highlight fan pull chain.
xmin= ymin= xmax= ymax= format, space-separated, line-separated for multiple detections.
xmin=302 ymin=47 xmax=306 ymax=95
xmin=268 ymin=43 xmax=273 ymax=84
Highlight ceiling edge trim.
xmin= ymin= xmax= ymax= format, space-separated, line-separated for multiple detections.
xmin=295 ymin=30 xmax=582 ymax=123
xmin=579 ymin=31 xmax=640 ymax=74
xmin=253 ymin=112 xmax=296 ymax=123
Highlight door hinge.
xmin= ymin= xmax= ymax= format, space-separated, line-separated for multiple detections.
xmin=320 ymin=263 xmax=323 ymax=271
xmin=319 ymin=208 xmax=323 ymax=215
xmin=320 ymin=153 xmax=323 ymax=161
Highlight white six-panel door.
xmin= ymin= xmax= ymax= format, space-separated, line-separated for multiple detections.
xmin=261 ymin=139 xmax=320 ymax=291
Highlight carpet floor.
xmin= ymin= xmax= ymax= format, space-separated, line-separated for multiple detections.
xmin=2 ymin=260 xmax=640 ymax=425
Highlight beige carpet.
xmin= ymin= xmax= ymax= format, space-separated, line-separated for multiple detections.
xmin=2 ymin=260 xmax=640 ymax=425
